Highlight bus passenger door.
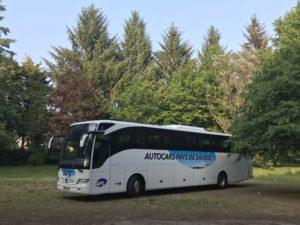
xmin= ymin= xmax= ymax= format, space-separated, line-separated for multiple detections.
xmin=90 ymin=137 xmax=110 ymax=194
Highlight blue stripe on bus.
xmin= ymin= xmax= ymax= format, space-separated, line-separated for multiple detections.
xmin=168 ymin=150 xmax=216 ymax=167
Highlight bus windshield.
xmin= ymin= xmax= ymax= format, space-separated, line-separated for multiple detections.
xmin=60 ymin=123 xmax=97 ymax=169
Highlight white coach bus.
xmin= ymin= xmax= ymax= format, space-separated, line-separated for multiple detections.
xmin=48 ymin=120 xmax=252 ymax=197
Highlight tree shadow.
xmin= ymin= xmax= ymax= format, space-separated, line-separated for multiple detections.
xmin=62 ymin=182 xmax=254 ymax=202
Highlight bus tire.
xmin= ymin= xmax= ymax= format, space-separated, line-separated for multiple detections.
xmin=217 ymin=172 xmax=228 ymax=189
xmin=126 ymin=174 xmax=145 ymax=197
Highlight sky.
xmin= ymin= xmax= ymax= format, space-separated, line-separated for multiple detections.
xmin=2 ymin=0 xmax=298 ymax=65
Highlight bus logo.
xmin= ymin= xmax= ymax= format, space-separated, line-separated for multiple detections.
xmin=62 ymin=168 xmax=75 ymax=178
xmin=95 ymin=178 xmax=107 ymax=187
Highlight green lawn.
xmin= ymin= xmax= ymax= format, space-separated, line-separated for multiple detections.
xmin=253 ymin=166 xmax=300 ymax=183
xmin=0 ymin=165 xmax=58 ymax=178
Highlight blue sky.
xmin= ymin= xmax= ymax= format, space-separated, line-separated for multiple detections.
xmin=2 ymin=0 xmax=298 ymax=64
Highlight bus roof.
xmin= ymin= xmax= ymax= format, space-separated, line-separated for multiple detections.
xmin=71 ymin=120 xmax=231 ymax=137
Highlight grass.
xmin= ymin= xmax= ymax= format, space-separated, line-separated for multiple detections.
xmin=0 ymin=165 xmax=58 ymax=178
xmin=0 ymin=164 xmax=299 ymax=224
xmin=253 ymin=166 xmax=300 ymax=183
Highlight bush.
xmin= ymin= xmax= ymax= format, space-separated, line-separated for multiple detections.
xmin=27 ymin=151 xmax=47 ymax=166
xmin=0 ymin=149 xmax=30 ymax=166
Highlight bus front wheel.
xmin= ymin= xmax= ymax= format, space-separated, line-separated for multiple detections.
xmin=126 ymin=175 xmax=145 ymax=197
xmin=217 ymin=172 xmax=228 ymax=189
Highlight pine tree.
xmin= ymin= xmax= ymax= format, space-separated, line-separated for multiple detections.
xmin=198 ymin=26 xmax=227 ymax=131
xmin=47 ymin=4 xmax=122 ymax=115
xmin=110 ymin=11 xmax=154 ymax=119
xmin=16 ymin=57 xmax=50 ymax=151
xmin=0 ymin=1 xmax=17 ymax=158
xmin=115 ymin=11 xmax=152 ymax=90
xmin=199 ymin=26 xmax=224 ymax=70
xmin=243 ymin=15 xmax=269 ymax=52
xmin=155 ymin=24 xmax=193 ymax=82
xmin=0 ymin=1 xmax=15 ymax=57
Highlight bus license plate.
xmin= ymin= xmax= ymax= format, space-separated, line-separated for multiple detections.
xmin=63 ymin=186 xmax=70 ymax=190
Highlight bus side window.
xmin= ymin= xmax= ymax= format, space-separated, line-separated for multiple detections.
xmin=137 ymin=128 xmax=147 ymax=149
xmin=147 ymin=129 xmax=162 ymax=149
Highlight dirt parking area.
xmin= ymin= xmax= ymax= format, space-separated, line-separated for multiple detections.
xmin=0 ymin=179 xmax=299 ymax=225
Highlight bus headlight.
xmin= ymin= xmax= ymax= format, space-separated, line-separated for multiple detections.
xmin=77 ymin=179 xmax=90 ymax=184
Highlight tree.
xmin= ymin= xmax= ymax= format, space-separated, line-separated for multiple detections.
xmin=0 ymin=58 xmax=18 ymax=153
xmin=198 ymin=26 xmax=227 ymax=131
xmin=0 ymin=1 xmax=15 ymax=57
xmin=114 ymin=11 xmax=152 ymax=91
xmin=199 ymin=26 xmax=224 ymax=69
xmin=110 ymin=79 xmax=162 ymax=124
xmin=16 ymin=58 xmax=50 ymax=151
xmin=0 ymin=0 xmax=17 ymax=156
xmin=212 ymin=46 xmax=261 ymax=124
xmin=231 ymin=3 xmax=300 ymax=163
xmin=155 ymin=24 xmax=193 ymax=82
xmin=162 ymin=62 xmax=212 ymax=128
xmin=48 ymin=61 xmax=104 ymax=135
xmin=110 ymin=11 xmax=154 ymax=117
xmin=243 ymin=15 xmax=269 ymax=52
xmin=47 ymin=4 xmax=122 ymax=116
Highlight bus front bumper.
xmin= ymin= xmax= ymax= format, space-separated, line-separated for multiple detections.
xmin=57 ymin=182 xmax=90 ymax=194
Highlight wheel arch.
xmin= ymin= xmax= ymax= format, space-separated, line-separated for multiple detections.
xmin=126 ymin=173 xmax=146 ymax=191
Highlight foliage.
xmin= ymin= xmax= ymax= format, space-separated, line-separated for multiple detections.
xmin=231 ymin=3 xmax=300 ymax=163
xmin=48 ymin=4 xmax=122 ymax=116
xmin=110 ymin=78 xmax=163 ymax=124
xmin=0 ymin=149 xmax=29 ymax=166
xmin=110 ymin=11 xmax=155 ymax=118
xmin=48 ymin=64 xmax=104 ymax=135
xmin=113 ymin=11 xmax=152 ymax=93
xmin=27 ymin=151 xmax=47 ymax=166
xmin=0 ymin=1 xmax=15 ymax=56
xmin=231 ymin=53 xmax=300 ymax=163
xmin=16 ymin=58 xmax=50 ymax=151
xmin=0 ymin=58 xmax=18 ymax=153
xmin=243 ymin=15 xmax=270 ymax=52
xmin=155 ymin=24 xmax=193 ymax=82
xmin=198 ymin=26 xmax=228 ymax=132
xmin=162 ymin=62 xmax=212 ymax=127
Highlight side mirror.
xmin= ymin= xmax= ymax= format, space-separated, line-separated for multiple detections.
xmin=48 ymin=137 xmax=55 ymax=149
xmin=80 ymin=134 xmax=89 ymax=148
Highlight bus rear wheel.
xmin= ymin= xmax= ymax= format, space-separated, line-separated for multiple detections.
xmin=126 ymin=175 xmax=144 ymax=197
xmin=217 ymin=172 xmax=228 ymax=189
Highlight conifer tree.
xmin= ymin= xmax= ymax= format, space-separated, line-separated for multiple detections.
xmin=16 ymin=58 xmax=50 ymax=151
xmin=199 ymin=26 xmax=224 ymax=70
xmin=0 ymin=1 xmax=15 ymax=56
xmin=0 ymin=1 xmax=18 ymax=157
xmin=198 ymin=26 xmax=227 ymax=131
xmin=243 ymin=15 xmax=269 ymax=52
xmin=47 ymin=4 xmax=122 ymax=116
xmin=110 ymin=11 xmax=154 ymax=119
xmin=155 ymin=24 xmax=193 ymax=82
xmin=115 ymin=11 xmax=152 ymax=90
